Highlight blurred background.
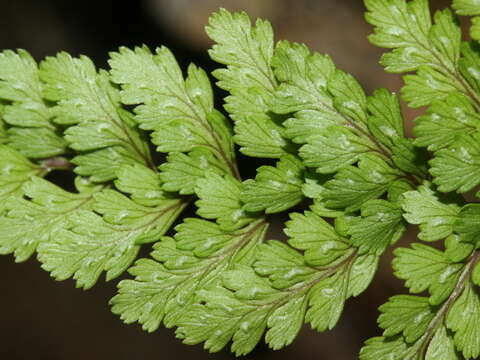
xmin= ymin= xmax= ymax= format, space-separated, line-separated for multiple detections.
xmin=0 ymin=0 xmax=453 ymax=359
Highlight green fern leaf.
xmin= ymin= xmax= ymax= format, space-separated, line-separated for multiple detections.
xmin=108 ymin=46 xmax=237 ymax=177
xmin=0 ymin=177 xmax=100 ymax=262
xmin=206 ymin=9 xmax=290 ymax=158
xmin=401 ymin=183 xmax=461 ymax=242
xmin=348 ymin=199 xmax=405 ymax=255
xmin=40 ymin=52 xmax=153 ymax=181
xmin=159 ymin=149 xmax=225 ymax=195
xmin=242 ymin=154 xmax=305 ymax=214
xmin=0 ymin=144 xmax=42 ymax=214
xmin=111 ymin=219 xmax=268 ymax=332
xmin=393 ymin=244 xmax=463 ymax=305
xmin=196 ymin=172 xmax=253 ymax=230
xmin=430 ymin=134 xmax=480 ymax=193
xmin=37 ymin=164 xmax=187 ymax=289
xmin=0 ymin=49 xmax=66 ymax=157
xmin=322 ymin=154 xmax=402 ymax=212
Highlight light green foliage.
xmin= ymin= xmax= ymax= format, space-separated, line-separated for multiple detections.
xmin=388 ymin=178 xmax=414 ymax=202
xmin=196 ymin=172 xmax=253 ymax=230
xmin=242 ymin=154 xmax=305 ymax=214
xmin=299 ymin=126 xmax=374 ymax=173
xmin=7 ymin=127 xmax=67 ymax=160
xmin=272 ymin=41 xmax=341 ymax=143
xmin=378 ymin=295 xmax=435 ymax=342
xmin=403 ymin=9 xmax=462 ymax=107
xmin=301 ymin=175 xmax=344 ymax=218
xmin=271 ymin=41 xmax=403 ymax=176
xmin=38 ymin=165 xmax=187 ymax=289
xmin=365 ymin=0 xmax=434 ymax=72
xmin=455 ymin=204 xmax=480 ymax=246
xmin=362 ymin=240 xmax=480 ymax=359
xmin=393 ymin=244 xmax=463 ymax=305
xmin=2 ymin=2 xmax=480 ymax=359
xmin=361 ymin=337 xmax=409 ymax=360
xmin=40 ymin=52 xmax=153 ymax=182
xmin=159 ymin=149 xmax=225 ymax=195
xmin=360 ymin=1 xmax=480 ymax=355
xmin=322 ymin=154 xmax=402 ymax=212
xmin=0 ymin=177 xmax=100 ymax=262
xmin=453 ymin=0 xmax=480 ymax=15
xmin=172 ymin=200 xmax=378 ymax=355
xmin=361 ymin=296 xmax=456 ymax=360
xmin=0 ymin=104 xmax=6 ymax=143
xmin=426 ymin=326 xmax=460 ymax=360
xmin=414 ymin=94 xmax=480 ymax=151
xmin=285 ymin=209 xmax=351 ymax=267
xmin=428 ymin=110 xmax=480 ymax=195
xmin=460 ymin=42 xmax=480 ymax=94
xmin=473 ymin=261 xmax=480 ymax=285
xmin=111 ymin=219 xmax=268 ymax=333
xmin=0 ymin=144 xmax=41 ymax=214
xmin=453 ymin=0 xmax=480 ymax=40
xmin=366 ymin=0 xmax=480 ymax=199
xmin=206 ymin=9 xmax=289 ymax=158
xmin=472 ymin=17 xmax=480 ymax=40
xmin=108 ymin=45 xmax=236 ymax=177
xmin=367 ymin=88 xmax=404 ymax=147
xmin=0 ymin=50 xmax=47 ymax=120
xmin=391 ymin=137 xmax=428 ymax=177
xmin=176 ymin=240 xmax=377 ymax=355
xmin=402 ymin=183 xmax=461 ymax=241
xmin=329 ymin=70 xmax=369 ymax=124
xmin=446 ymin=281 xmax=480 ymax=359
xmin=38 ymin=210 xmax=140 ymax=289
xmin=445 ymin=234 xmax=475 ymax=263
xmin=0 ymin=50 xmax=66 ymax=157
xmin=348 ymin=199 xmax=405 ymax=255
xmin=361 ymin=288 xmax=476 ymax=360
xmin=365 ymin=0 xmax=464 ymax=107
xmin=38 ymin=193 xmax=186 ymax=289
xmin=430 ymin=133 xmax=480 ymax=193
xmin=268 ymin=38 xmax=419 ymax=222
xmin=114 ymin=164 xmax=166 ymax=207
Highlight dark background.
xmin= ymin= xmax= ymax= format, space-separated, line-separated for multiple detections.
xmin=0 ymin=0 xmax=452 ymax=359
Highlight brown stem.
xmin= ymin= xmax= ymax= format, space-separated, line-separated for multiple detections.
xmin=40 ymin=156 xmax=74 ymax=172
